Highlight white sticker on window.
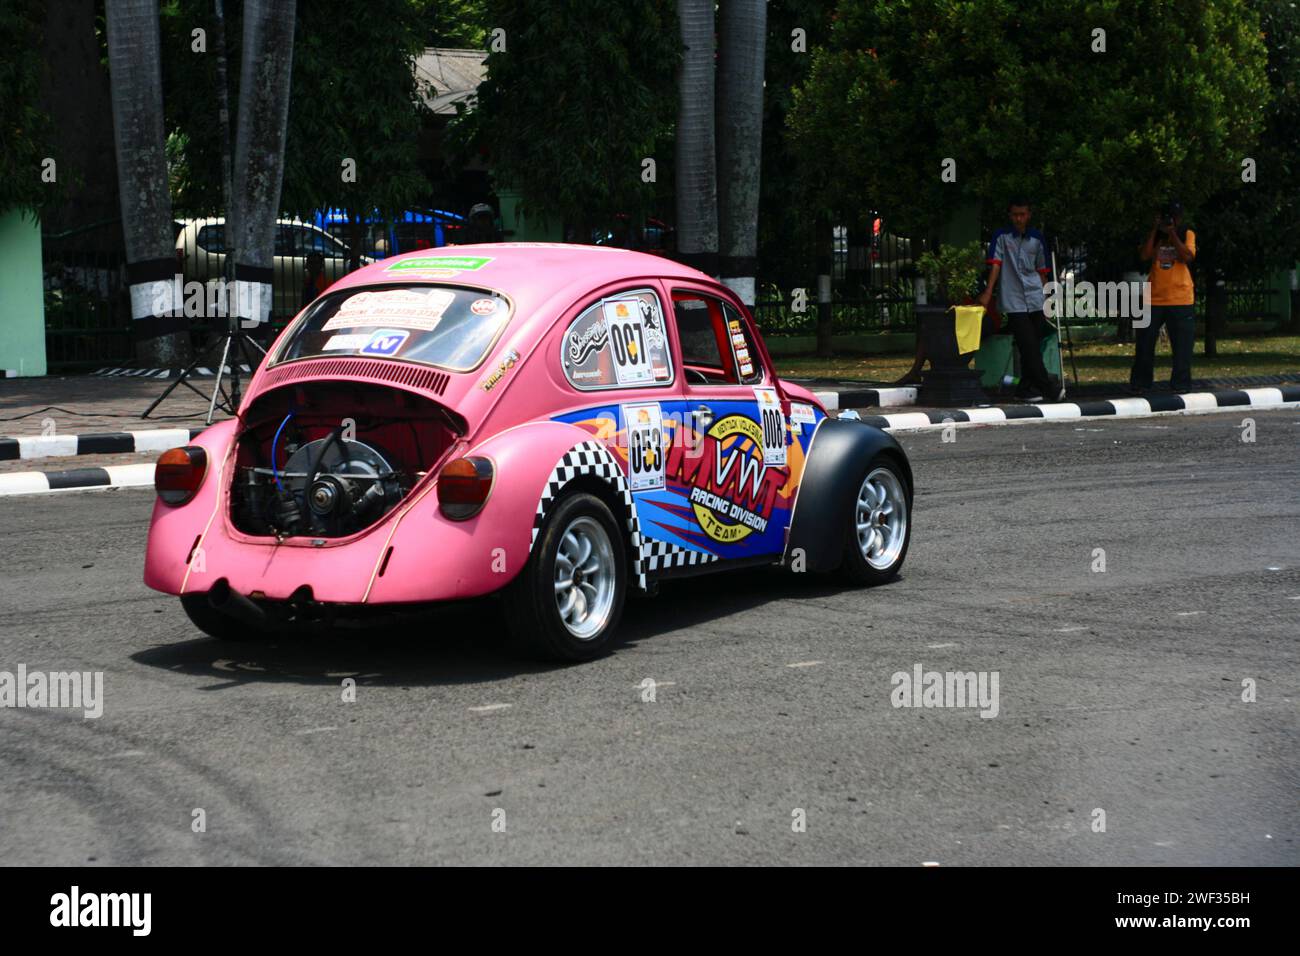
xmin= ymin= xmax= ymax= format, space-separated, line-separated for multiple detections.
xmin=622 ymin=402 xmax=665 ymax=491
xmin=322 ymin=288 xmax=456 ymax=331
xmin=789 ymin=402 xmax=818 ymax=427
xmin=322 ymin=333 xmax=371 ymax=351
xmin=603 ymin=299 xmax=655 ymax=386
xmin=753 ymin=387 xmax=787 ymax=466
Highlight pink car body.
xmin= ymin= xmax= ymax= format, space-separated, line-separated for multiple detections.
xmin=144 ymin=244 xmax=910 ymax=639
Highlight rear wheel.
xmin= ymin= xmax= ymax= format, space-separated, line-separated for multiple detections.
xmin=503 ymin=492 xmax=627 ymax=661
xmin=179 ymin=593 xmax=268 ymax=641
xmin=839 ymin=456 xmax=911 ymax=585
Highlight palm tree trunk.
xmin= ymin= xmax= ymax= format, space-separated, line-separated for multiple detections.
xmin=230 ymin=0 xmax=297 ymax=333
xmin=213 ymin=0 xmax=235 ymax=225
xmin=675 ymin=0 xmax=718 ymax=277
xmin=716 ymin=0 xmax=766 ymax=306
xmin=105 ymin=0 xmax=188 ymax=365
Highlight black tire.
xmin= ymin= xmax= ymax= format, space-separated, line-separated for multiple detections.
xmin=838 ymin=453 xmax=912 ymax=586
xmin=179 ymin=593 xmax=269 ymax=641
xmin=503 ymin=492 xmax=627 ymax=661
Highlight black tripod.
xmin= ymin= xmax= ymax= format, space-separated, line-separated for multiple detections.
xmin=141 ymin=317 xmax=268 ymax=424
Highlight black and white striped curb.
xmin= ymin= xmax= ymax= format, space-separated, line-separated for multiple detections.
xmin=0 ymin=463 xmax=156 ymax=496
xmin=850 ymin=385 xmax=1300 ymax=432
xmin=0 ymin=428 xmax=204 ymax=462
xmin=811 ymin=386 xmax=915 ymax=411
xmin=3 ymin=386 xmax=1296 ymax=498
xmin=91 ymin=364 xmax=253 ymax=378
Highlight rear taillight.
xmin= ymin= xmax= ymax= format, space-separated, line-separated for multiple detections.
xmin=155 ymin=446 xmax=208 ymax=505
xmin=437 ymin=456 xmax=493 ymax=520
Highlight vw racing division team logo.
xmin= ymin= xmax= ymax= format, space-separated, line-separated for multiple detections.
xmin=668 ymin=414 xmax=789 ymax=544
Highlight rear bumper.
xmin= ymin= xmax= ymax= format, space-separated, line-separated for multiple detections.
xmin=144 ymin=420 xmax=535 ymax=606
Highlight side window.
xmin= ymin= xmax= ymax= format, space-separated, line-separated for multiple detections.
xmin=672 ymin=292 xmax=764 ymax=385
xmin=277 ymin=225 xmax=315 ymax=258
xmin=306 ymin=228 xmax=346 ymax=258
xmin=196 ymin=225 xmax=225 ymax=253
xmin=722 ymin=300 xmax=764 ymax=384
xmin=561 ymin=288 xmax=673 ymax=390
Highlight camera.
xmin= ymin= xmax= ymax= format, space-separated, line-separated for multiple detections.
xmin=1156 ymin=201 xmax=1181 ymax=229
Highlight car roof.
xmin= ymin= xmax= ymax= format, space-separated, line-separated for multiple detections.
xmin=328 ymin=243 xmax=716 ymax=314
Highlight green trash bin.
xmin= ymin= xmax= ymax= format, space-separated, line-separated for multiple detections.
xmin=974 ymin=329 xmax=1060 ymax=389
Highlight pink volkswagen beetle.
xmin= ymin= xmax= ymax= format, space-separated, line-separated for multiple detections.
xmin=146 ymin=245 xmax=913 ymax=660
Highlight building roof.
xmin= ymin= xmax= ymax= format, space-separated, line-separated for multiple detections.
xmin=415 ymin=48 xmax=487 ymax=115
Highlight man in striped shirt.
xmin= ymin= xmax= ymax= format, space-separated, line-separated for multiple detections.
xmin=977 ymin=198 xmax=1064 ymax=402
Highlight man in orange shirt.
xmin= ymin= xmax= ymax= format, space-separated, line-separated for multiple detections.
xmin=1131 ymin=201 xmax=1197 ymax=391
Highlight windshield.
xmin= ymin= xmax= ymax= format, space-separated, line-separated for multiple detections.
xmin=273 ymin=285 xmax=511 ymax=371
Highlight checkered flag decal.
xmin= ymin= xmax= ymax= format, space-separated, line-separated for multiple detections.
xmin=531 ymin=441 xmax=648 ymax=590
xmin=640 ymin=537 xmax=720 ymax=572
xmin=531 ymin=440 xmax=719 ymax=590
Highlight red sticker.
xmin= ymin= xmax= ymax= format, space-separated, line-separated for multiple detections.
xmin=470 ymin=297 xmax=498 ymax=316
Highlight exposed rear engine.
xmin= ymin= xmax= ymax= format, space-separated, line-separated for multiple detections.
xmin=230 ymin=380 xmax=462 ymax=538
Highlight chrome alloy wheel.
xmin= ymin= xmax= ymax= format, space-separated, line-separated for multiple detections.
xmin=553 ymin=515 xmax=617 ymax=640
xmin=856 ymin=467 xmax=908 ymax=571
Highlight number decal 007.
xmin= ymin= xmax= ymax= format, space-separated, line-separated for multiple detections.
xmin=603 ymin=301 xmax=654 ymax=385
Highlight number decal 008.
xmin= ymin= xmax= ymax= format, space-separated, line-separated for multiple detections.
xmin=752 ymin=387 xmax=787 ymax=466
xmin=761 ymin=406 xmax=783 ymax=448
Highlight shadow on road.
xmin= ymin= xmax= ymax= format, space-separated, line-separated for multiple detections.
xmin=130 ymin=567 xmax=861 ymax=688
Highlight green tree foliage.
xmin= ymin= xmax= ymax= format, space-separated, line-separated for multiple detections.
xmin=789 ymin=0 xmax=1270 ymax=263
xmin=424 ymin=0 xmax=486 ymax=48
xmin=452 ymin=0 xmax=678 ymax=235
xmin=1195 ymin=0 xmax=1300 ymax=276
xmin=758 ymin=0 xmax=834 ymax=288
xmin=0 ymin=0 xmax=53 ymax=216
xmin=916 ymin=240 xmax=985 ymax=304
xmin=280 ymin=0 xmax=430 ymax=218
xmin=160 ymin=0 xmax=431 ymax=219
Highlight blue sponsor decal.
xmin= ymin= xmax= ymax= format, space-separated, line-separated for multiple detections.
xmin=552 ymin=398 xmax=815 ymax=562
xmin=361 ymin=328 xmax=410 ymax=356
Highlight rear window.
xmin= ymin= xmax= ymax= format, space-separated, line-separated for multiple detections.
xmin=272 ymin=285 xmax=511 ymax=372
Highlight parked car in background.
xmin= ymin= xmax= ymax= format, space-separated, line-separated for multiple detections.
xmin=174 ymin=217 xmax=372 ymax=321
xmin=145 ymin=244 xmax=914 ymax=661
xmin=592 ymin=214 xmax=671 ymax=255
xmin=313 ymin=208 xmax=466 ymax=258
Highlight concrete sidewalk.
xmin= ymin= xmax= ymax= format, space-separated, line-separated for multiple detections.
xmin=0 ymin=373 xmax=235 ymax=436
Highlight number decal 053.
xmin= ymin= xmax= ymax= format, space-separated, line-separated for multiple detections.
xmin=622 ymin=402 xmax=666 ymax=491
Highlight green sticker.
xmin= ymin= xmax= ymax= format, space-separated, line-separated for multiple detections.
xmin=385 ymin=256 xmax=492 ymax=272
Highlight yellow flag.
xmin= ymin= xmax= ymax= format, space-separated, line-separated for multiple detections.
xmin=952 ymin=305 xmax=984 ymax=354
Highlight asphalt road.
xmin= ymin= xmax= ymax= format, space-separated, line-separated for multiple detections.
xmin=1 ymin=409 xmax=1296 ymax=865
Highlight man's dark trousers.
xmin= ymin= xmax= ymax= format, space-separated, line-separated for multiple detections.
xmin=1130 ymin=304 xmax=1195 ymax=390
xmin=1005 ymin=311 xmax=1055 ymax=396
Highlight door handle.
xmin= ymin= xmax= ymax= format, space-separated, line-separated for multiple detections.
xmin=691 ymin=405 xmax=715 ymax=433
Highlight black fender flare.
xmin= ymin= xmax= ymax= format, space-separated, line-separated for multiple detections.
xmin=784 ymin=417 xmax=913 ymax=573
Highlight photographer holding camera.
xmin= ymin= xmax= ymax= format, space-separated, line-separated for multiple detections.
xmin=1130 ymin=201 xmax=1197 ymax=392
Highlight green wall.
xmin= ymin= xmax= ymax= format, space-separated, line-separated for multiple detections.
xmin=0 ymin=210 xmax=47 ymax=376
